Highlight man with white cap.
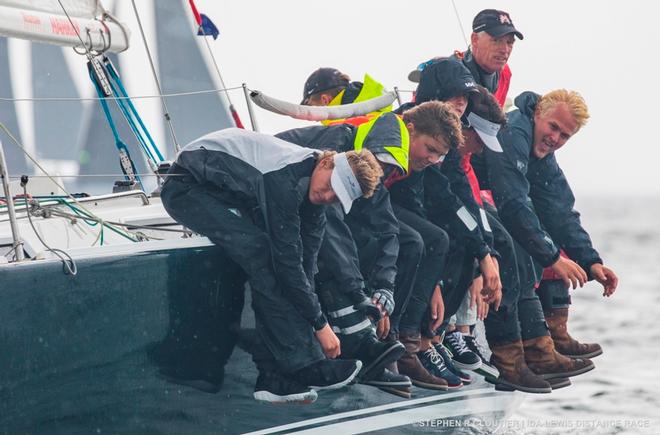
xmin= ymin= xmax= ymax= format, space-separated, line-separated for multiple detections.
xmin=160 ymin=128 xmax=382 ymax=404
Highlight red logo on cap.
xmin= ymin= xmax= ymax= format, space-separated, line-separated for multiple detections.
xmin=499 ymin=14 xmax=511 ymax=24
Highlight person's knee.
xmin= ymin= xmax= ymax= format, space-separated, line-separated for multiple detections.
xmin=426 ymin=227 xmax=449 ymax=257
xmin=402 ymin=229 xmax=424 ymax=260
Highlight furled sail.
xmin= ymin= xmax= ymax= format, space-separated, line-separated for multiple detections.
xmin=0 ymin=0 xmax=130 ymax=52
xmin=249 ymin=90 xmax=397 ymax=121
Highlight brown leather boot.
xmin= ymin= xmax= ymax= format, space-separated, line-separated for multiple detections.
xmin=523 ymin=335 xmax=594 ymax=380
xmin=546 ymin=308 xmax=603 ymax=359
xmin=397 ymin=332 xmax=448 ymax=390
xmin=489 ymin=340 xmax=551 ymax=394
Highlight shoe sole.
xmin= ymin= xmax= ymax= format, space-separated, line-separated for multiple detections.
xmin=254 ymin=390 xmax=318 ymax=404
xmin=453 ymin=359 xmax=483 ymax=371
xmin=411 ymin=379 xmax=449 ymax=391
xmin=310 ymin=360 xmax=363 ymax=391
xmin=486 ymin=377 xmax=552 ymax=394
xmin=562 ymin=348 xmax=603 ymax=359
xmin=537 ymin=361 xmax=595 ymax=380
xmin=359 ymin=342 xmax=406 ymax=382
xmin=156 ymin=371 xmax=221 ymax=394
xmin=549 ymin=377 xmax=571 ymax=389
xmin=361 ymin=379 xmax=412 ymax=388
xmin=377 ymin=386 xmax=412 ymax=399
xmin=473 ymin=364 xmax=500 ymax=379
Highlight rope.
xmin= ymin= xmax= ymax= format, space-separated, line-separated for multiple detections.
xmin=0 ymin=86 xmax=245 ymax=103
xmin=22 ymin=185 xmax=78 ymax=275
xmin=0 ymin=121 xmax=138 ymax=242
xmin=130 ymin=0 xmax=181 ymax=153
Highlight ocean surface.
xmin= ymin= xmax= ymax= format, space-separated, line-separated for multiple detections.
xmin=507 ymin=194 xmax=660 ymax=434
xmin=1 ymin=194 xmax=658 ymax=434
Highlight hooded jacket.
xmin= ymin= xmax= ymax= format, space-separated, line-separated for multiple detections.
xmin=276 ymin=112 xmax=407 ymax=291
xmin=483 ymin=92 xmax=602 ymax=274
xmin=169 ymin=128 xmax=326 ymax=326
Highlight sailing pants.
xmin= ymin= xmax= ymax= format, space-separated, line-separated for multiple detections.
xmin=161 ymin=178 xmax=325 ymax=374
xmin=483 ymin=209 xmax=549 ymax=345
xmin=537 ymin=280 xmax=571 ymax=312
xmin=394 ymin=205 xmax=450 ymax=337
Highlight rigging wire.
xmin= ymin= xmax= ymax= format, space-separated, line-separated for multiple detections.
xmin=450 ymin=0 xmax=469 ymax=48
xmin=130 ymin=0 xmax=181 ymax=153
xmin=0 ymin=86 xmax=244 ymax=102
xmin=0 ymin=121 xmax=138 ymax=243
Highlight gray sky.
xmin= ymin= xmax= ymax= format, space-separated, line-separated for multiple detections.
xmin=193 ymin=0 xmax=658 ymax=197
xmin=8 ymin=0 xmax=655 ymax=197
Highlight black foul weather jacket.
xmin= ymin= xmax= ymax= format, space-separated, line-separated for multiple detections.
xmin=171 ymin=128 xmax=326 ymax=326
xmin=276 ymin=113 xmax=407 ymax=291
xmin=483 ymin=92 xmax=602 ymax=274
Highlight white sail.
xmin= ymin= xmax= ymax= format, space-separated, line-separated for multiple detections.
xmin=0 ymin=0 xmax=129 ymax=52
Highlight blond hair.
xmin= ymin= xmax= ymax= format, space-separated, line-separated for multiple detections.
xmin=536 ymin=89 xmax=590 ymax=131
xmin=317 ymin=149 xmax=383 ymax=199
xmin=402 ymin=101 xmax=464 ymax=150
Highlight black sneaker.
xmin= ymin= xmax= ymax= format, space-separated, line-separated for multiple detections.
xmin=418 ymin=347 xmax=463 ymax=389
xmin=293 ymin=359 xmax=362 ymax=391
xmin=361 ymin=368 xmax=412 ymax=399
xmin=463 ymin=334 xmax=499 ymax=378
xmin=353 ymin=336 xmax=406 ymax=382
xmin=434 ymin=343 xmax=473 ymax=384
xmin=253 ymin=371 xmax=317 ymax=404
xmin=443 ymin=331 xmax=482 ymax=371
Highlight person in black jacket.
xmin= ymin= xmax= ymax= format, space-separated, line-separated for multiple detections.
xmin=277 ymin=102 xmax=461 ymax=395
xmin=483 ymin=89 xmax=618 ymax=389
xmin=160 ymin=128 xmax=383 ymax=404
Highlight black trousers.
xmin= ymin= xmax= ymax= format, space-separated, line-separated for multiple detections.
xmin=160 ymin=178 xmax=325 ymax=373
xmin=482 ymin=208 xmax=549 ymax=345
xmin=394 ymin=206 xmax=450 ymax=336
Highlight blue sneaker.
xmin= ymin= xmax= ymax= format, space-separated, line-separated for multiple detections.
xmin=417 ymin=347 xmax=463 ymax=389
xmin=434 ymin=343 xmax=473 ymax=384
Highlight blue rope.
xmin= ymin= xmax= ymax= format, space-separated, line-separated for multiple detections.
xmin=105 ymin=60 xmax=165 ymax=162
xmin=88 ymin=67 xmax=144 ymax=190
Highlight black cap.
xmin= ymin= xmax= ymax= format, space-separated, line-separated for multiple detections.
xmin=301 ymin=68 xmax=349 ymax=105
xmin=472 ymin=9 xmax=524 ymax=40
xmin=415 ymin=58 xmax=479 ymax=104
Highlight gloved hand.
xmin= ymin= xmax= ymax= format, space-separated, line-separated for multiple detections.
xmin=349 ymin=290 xmax=382 ymax=321
xmin=371 ymin=288 xmax=395 ymax=317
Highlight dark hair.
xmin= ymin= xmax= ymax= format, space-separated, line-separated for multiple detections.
xmin=467 ymin=85 xmax=507 ymax=126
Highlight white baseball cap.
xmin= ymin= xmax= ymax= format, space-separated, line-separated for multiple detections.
xmin=330 ymin=152 xmax=363 ymax=213
xmin=466 ymin=112 xmax=503 ymax=152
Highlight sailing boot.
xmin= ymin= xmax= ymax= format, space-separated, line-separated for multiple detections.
xmin=545 ymin=308 xmax=603 ymax=359
xmin=397 ymin=332 xmax=448 ymax=390
xmin=523 ymin=335 xmax=595 ymax=380
xmin=488 ymin=340 xmax=551 ymax=394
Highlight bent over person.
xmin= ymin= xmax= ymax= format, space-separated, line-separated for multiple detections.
xmin=160 ymin=128 xmax=382 ymax=404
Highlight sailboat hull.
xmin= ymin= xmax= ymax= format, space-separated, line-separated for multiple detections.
xmin=0 ymin=240 xmax=522 ymax=434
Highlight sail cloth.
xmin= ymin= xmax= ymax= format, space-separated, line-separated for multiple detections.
xmin=0 ymin=0 xmax=129 ymax=52
xmin=250 ymin=90 xmax=397 ymax=122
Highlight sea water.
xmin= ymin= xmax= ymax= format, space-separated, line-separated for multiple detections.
xmin=507 ymin=194 xmax=660 ymax=434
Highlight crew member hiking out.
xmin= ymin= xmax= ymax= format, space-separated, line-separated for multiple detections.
xmin=160 ymin=128 xmax=383 ymax=404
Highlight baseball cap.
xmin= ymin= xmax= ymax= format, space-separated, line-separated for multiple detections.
xmin=415 ymin=58 xmax=479 ymax=104
xmin=472 ymin=9 xmax=524 ymax=40
xmin=466 ymin=111 xmax=503 ymax=152
xmin=301 ymin=68 xmax=349 ymax=105
xmin=330 ymin=152 xmax=363 ymax=213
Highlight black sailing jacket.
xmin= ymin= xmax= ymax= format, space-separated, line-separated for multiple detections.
xmin=483 ymin=92 xmax=602 ymax=273
xmin=171 ymin=128 xmax=326 ymax=324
